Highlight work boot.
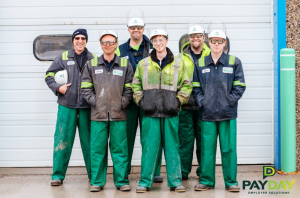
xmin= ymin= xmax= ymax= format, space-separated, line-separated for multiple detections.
xmin=194 ymin=184 xmax=213 ymax=191
xmin=170 ymin=185 xmax=186 ymax=192
xmin=226 ymin=185 xmax=240 ymax=192
xmin=153 ymin=175 xmax=163 ymax=183
xmin=118 ymin=185 xmax=131 ymax=191
xmin=136 ymin=186 xmax=149 ymax=193
xmin=51 ymin=179 xmax=63 ymax=186
xmin=90 ymin=185 xmax=102 ymax=192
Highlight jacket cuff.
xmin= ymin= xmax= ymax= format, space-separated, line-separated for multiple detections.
xmin=228 ymin=95 xmax=236 ymax=107
xmin=54 ymin=85 xmax=61 ymax=96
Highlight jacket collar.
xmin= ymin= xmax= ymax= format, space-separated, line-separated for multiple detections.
xmin=206 ymin=52 xmax=226 ymax=66
xmin=150 ymin=47 xmax=174 ymax=66
xmin=98 ymin=54 xmax=121 ymax=66
xmin=68 ymin=48 xmax=94 ymax=59
xmin=125 ymin=34 xmax=151 ymax=50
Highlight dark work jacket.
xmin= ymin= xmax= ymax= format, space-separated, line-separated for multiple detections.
xmin=116 ymin=35 xmax=153 ymax=107
xmin=45 ymin=49 xmax=95 ymax=108
xmin=81 ymin=55 xmax=134 ymax=121
xmin=193 ymin=52 xmax=246 ymax=121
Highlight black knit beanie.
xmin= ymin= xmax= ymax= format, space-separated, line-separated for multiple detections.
xmin=72 ymin=29 xmax=88 ymax=43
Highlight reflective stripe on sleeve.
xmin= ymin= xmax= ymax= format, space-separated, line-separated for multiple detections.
xmin=124 ymin=83 xmax=132 ymax=88
xmin=192 ymin=82 xmax=201 ymax=87
xmin=233 ymin=80 xmax=246 ymax=87
xmin=81 ymin=82 xmax=94 ymax=88
xmin=45 ymin=72 xmax=55 ymax=79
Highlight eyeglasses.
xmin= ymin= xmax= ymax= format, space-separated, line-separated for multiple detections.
xmin=129 ymin=26 xmax=144 ymax=30
xmin=74 ymin=37 xmax=86 ymax=41
xmin=151 ymin=38 xmax=166 ymax=44
xmin=210 ymin=39 xmax=225 ymax=44
xmin=189 ymin=34 xmax=204 ymax=39
xmin=101 ymin=41 xmax=116 ymax=46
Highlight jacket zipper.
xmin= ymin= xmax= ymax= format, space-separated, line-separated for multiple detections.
xmin=104 ymin=62 xmax=115 ymax=120
xmin=74 ymin=58 xmax=89 ymax=103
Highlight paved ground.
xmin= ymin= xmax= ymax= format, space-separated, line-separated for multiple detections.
xmin=0 ymin=166 xmax=299 ymax=198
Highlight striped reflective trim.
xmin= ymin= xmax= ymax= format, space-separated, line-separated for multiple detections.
xmin=124 ymin=83 xmax=132 ymax=88
xmin=198 ymin=57 xmax=205 ymax=67
xmin=121 ymin=58 xmax=127 ymax=67
xmin=229 ymin=55 xmax=235 ymax=65
xmin=81 ymin=82 xmax=94 ymax=88
xmin=91 ymin=54 xmax=98 ymax=66
xmin=192 ymin=82 xmax=201 ymax=87
xmin=115 ymin=47 xmax=121 ymax=56
xmin=45 ymin=72 xmax=55 ymax=79
xmin=62 ymin=51 xmax=69 ymax=60
xmin=233 ymin=80 xmax=246 ymax=87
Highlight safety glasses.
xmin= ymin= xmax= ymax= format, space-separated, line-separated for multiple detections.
xmin=101 ymin=41 xmax=116 ymax=46
xmin=74 ymin=37 xmax=86 ymax=41
xmin=129 ymin=26 xmax=144 ymax=30
xmin=189 ymin=34 xmax=204 ymax=39
xmin=151 ymin=38 xmax=166 ymax=44
xmin=210 ymin=39 xmax=225 ymax=44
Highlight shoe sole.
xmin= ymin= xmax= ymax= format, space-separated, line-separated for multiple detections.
xmin=175 ymin=189 xmax=186 ymax=192
xmin=194 ymin=187 xmax=212 ymax=191
xmin=51 ymin=183 xmax=61 ymax=186
xmin=228 ymin=189 xmax=240 ymax=192
xmin=136 ymin=190 xmax=147 ymax=193
xmin=90 ymin=190 xmax=101 ymax=192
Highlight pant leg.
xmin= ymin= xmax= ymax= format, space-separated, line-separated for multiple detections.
xmin=162 ymin=117 xmax=182 ymax=188
xmin=90 ymin=121 xmax=108 ymax=187
xmin=77 ymin=108 xmax=92 ymax=179
xmin=109 ymin=120 xmax=130 ymax=187
xmin=126 ymin=106 xmax=139 ymax=176
xmin=178 ymin=110 xmax=195 ymax=178
xmin=195 ymin=111 xmax=202 ymax=176
xmin=219 ymin=119 xmax=238 ymax=187
xmin=139 ymin=117 xmax=162 ymax=188
xmin=199 ymin=120 xmax=218 ymax=187
xmin=139 ymin=109 xmax=162 ymax=176
xmin=52 ymin=105 xmax=77 ymax=180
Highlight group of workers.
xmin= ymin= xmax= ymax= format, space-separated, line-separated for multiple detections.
xmin=45 ymin=17 xmax=246 ymax=193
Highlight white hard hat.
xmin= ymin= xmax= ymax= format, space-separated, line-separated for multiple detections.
xmin=150 ymin=29 xmax=168 ymax=40
xmin=188 ymin=25 xmax=204 ymax=35
xmin=55 ymin=70 xmax=68 ymax=85
xmin=127 ymin=17 xmax=145 ymax=27
xmin=208 ymin=29 xmax=226 ymax=39
xmin=99 ymin=30 xmax=118 ymax=41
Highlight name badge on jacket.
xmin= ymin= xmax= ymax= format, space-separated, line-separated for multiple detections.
xmin=223 ymin=67 xmax=233 ymax=73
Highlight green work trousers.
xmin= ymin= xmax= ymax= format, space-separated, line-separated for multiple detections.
xmin=126 ymin=106 xmax=161 ymax=177
xmin=139 ymin=116 xmax=182 ymax=188
xmin=199 ymin=119 xmax=238 ymax=188
xmin=178 ymin=109 xmax=201 ymax=178
xmin=90 ymin=120 xmax=129 ymax=188
xmin=52 ymin=105 xmax=91 ymax=180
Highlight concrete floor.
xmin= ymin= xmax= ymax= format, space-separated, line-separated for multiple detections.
xmin=0 ymin=166 xmax=299 ymax=198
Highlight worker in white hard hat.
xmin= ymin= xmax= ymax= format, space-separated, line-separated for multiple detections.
xmin=193 ymin=29 xmax=246 ymax=192
xmin=81 ymin=30 xmax=134 ymax=192
xmin=177 ymin=25 xmax=211 ymax=181
xmin=115 ymin=17 xmax=163 ymax=182
xmin=132 ymin=29 xmax=192 ymax=193
xmin=45 ymin=29 xmax=96 ymax=186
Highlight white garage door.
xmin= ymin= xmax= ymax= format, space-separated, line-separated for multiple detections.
xmin=0 ymin=0 xmax=272 ymax=167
